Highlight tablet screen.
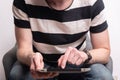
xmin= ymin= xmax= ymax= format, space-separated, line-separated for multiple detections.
xmin=37 ymin=63 xmax=90 ymax=73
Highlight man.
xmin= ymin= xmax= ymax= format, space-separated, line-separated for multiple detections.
xmin=10 ymin=0 xmax=113 ymax=80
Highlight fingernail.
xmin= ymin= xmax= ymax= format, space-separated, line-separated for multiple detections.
xmin=62 ymin=65 xmax=65 ymax=69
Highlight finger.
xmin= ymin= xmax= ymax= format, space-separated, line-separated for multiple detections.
xmin=31 ymin=71 xmax=38 ymax=79
xmin=32 ymin=72 xmax=51 ymax=79
xmin=35 ymin=72 xmax=58 ymax=79
xmin=40 ymin=72 xmax=53 ymax=79
xmin=60 ymin=47 xmax=73 ymax=69
xmin=75 ymin=58 xmax=83 ymax=65
xmin=58 ymin=55 xmax=64 ymax=67
xmin=74 ymin=49 xmax=87 ymax=62
xmin=67 ymin=49 xmax=76 ymax=64
xmin=48 ymin=72 xmax=59 ymax=78
xmin=72 ymin=48 xmax=84 ymax=65
xmin=69 ymin=56 xmax=80 ymax=64
xmin=80 ymin=51 xmax=88 ymax=62
xmin=33 ymin=52 xmax=44 ymax=71
xmin=30 ymin=54 xmax=36 ymax=71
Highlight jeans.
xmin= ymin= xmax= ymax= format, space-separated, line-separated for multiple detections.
xmin=9 ymin=61 xmax=113 ymax=80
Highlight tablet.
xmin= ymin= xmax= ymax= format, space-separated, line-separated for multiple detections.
xmin=37 ymin=62 xmax=91 ymax=73
xmin=38 ymin=67 xmax=91 ymax=73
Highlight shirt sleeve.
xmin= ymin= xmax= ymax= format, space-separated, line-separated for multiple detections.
xmin=12 ymin=0 xmax=30 ymax=28
xmin=90 ymin=0 xmax=108 ymax=33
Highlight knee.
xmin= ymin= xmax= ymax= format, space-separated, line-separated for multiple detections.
xmin=9 ymin=64 xmax=25 ymax=80
xmin=96 ymin=71 xmax=113 ymax=80
xmin=9 ymin=70 xmax=23 ymax=80
xmin=89 ymin=64 xmax=113 ymax=80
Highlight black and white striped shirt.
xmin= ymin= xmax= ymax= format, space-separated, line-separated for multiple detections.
xmin=13 ymin=0 xmax=108 ymax=55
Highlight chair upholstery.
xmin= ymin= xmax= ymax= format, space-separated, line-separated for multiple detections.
xmin=2 ymin=46 xmax=17 ymax=80
xmin=2 ymin=36 xmax=113 ymax=80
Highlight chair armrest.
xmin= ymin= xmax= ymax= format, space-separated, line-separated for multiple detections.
xmin=104 ymin=57 xmax=113 ymax=73
xmin=2 ymin=45 xmax=17 ymax=80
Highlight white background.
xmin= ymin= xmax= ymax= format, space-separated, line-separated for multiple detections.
xmin=0 ymin=0 xmax=120 ymax=80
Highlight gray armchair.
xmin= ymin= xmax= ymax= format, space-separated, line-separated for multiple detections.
xmin=2 ymin=36 xmax=113 ymax=80
xmin=2 ymin=45 xmax=17 ymax=80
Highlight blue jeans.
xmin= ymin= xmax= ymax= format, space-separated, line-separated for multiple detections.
xmin=9 ymin=61 xmax=113 ymax=80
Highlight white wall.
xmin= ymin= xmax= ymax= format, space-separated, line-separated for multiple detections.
xmin=0 ymin=0 xmax=16 ymax=80
xmin=0 ymin=0 xmax=120 ymax=80
xmin=104 ymin=0 xmax=120 ymax=79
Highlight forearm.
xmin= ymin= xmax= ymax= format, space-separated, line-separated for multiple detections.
xmin=17 ymin=48 xmax=35 ymax=66
xmin=15 ymin=27 xmax=34 ymax=66
xmin=88 ymin=48 xmax=110 ymax=64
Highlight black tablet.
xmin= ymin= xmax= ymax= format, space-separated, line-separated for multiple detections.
xmin=38 ymin=67 xmax=91 ymax=73
xmin=38 ymin=62 xmax=91 ymax=73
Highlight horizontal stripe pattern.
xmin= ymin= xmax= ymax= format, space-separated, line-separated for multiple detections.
xmin=90 ymin=21 xmax=108 ymax=33
xmin=33 ymin=36 xmax=86 ymax=54
xmin=26 ymin=0 xmax=95 ymax=10
xmin=27 ymin=5 xmax=91 ymax=22
xmin=30 ymin=18 xmax=91 ymax=34
xmin=32 ymin=31 xmax=88 ymax=45
xmin=13 ymin=0 xmax=28 ymax=14
xmin=13 ymin=1 xmax=30 ymax=28
xmin=13 ymin=6 xmax=29 ymax=21
xmin=91 ymin=9 xmax=106 ymax=26
xmin=26 ymin=0 xmax=48 ymax=7
xmin=14 ymin=17 xmax=30 ymax=28
xmin=91 ymin=0 xmax=105 ymax=19
xmin=13 ymin=0 xmax=108 ymax=55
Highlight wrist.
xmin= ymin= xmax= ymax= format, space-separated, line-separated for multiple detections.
xmin=84 ymin=50 xmax=92 ymax=64
xmin=27 ymin=52 xmax=36 ymax=65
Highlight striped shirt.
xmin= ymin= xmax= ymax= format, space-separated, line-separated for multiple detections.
xmin=13 ymin=0 xmax=108 ymax=56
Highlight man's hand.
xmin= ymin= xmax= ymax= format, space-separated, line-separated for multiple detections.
xmin=30 ymin=52 xmax=44 ymax=71
xmin=58 ymin=47 xmax=88 ymax=69
xmin=30 ymin=52 xmax=58 ymax=79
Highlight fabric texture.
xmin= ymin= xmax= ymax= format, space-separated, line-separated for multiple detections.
xmin=9 ymin=61 xmax=113 ymax=80
xmin=6 ymin=0 xmax=113 ymax=80
xmin=12 ymin=0 xmax=108 ymax=57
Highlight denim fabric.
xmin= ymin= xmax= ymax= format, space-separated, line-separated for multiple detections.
xmin=9 ymin=61 xmax=113 ymax=80
xmin=9 ymin=61 xmax=34 ymax=80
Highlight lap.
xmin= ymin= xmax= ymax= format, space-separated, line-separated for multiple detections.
xmin=9 ymin=61 xmax=34 ymax=80
xmin=9 ymin=61 xmax=113 ymax=80
xmin=83 ymin=63 xmax=113 ymax=80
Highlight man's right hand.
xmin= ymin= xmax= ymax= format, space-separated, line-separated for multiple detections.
xmin=30 ymin=52 xmax=59 ymax=79
xmin=30 ymin=52 xmax=44 ymax=71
